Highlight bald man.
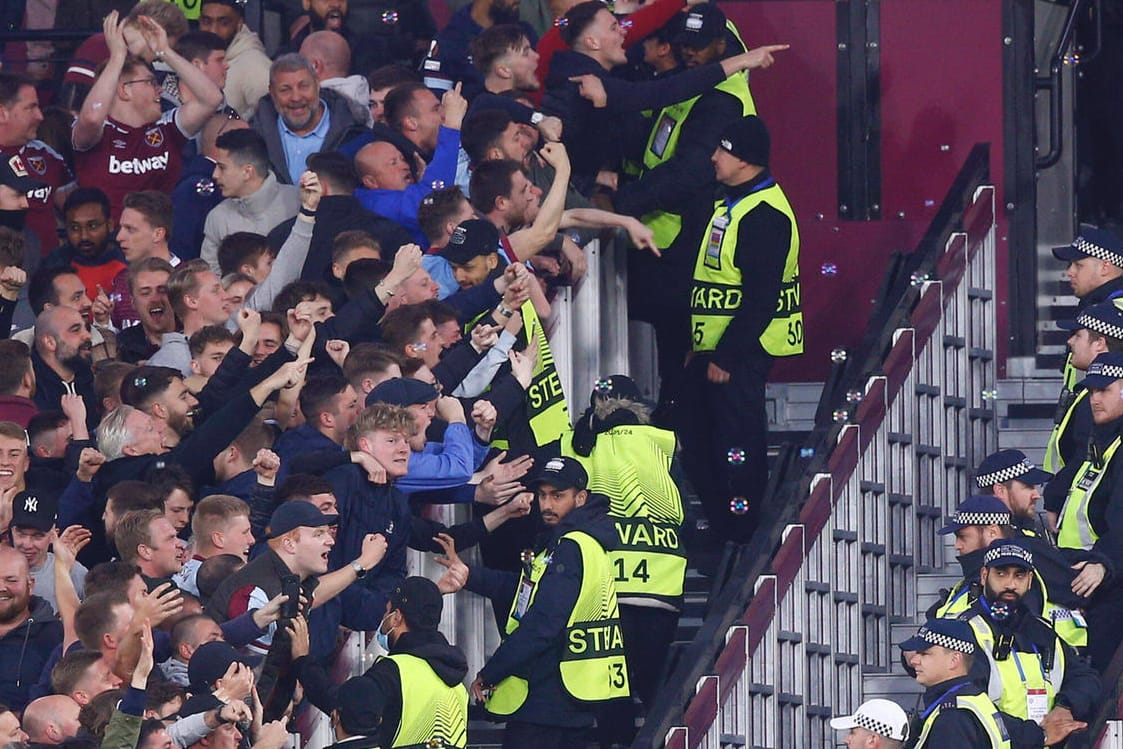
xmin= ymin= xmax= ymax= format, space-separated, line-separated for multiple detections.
xmin=23 ymin=695 xmax=81 ymax=744
xmin=0 ymin=546 xmax=64 ymax=710
xmin=31 ymin=306 xmax=98 ymax=427
xmin=300 ymin=31 xmax=372 ymax=127
xmin=356 ymin=141 xmax=416 ymax=191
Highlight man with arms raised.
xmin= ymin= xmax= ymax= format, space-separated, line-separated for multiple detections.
xmin=72 ymin=11 xmax=223 ymax=220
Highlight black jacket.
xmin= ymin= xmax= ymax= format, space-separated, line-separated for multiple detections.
xmin=465 ymin=494 xmax=618 ymax=728
xmin=267 ymin=194 xmax=414 ymax=302
xmin=613 ymin=79 xmax=744 ymax=223
xmin=30 ymin=348 xmax=98 ymax=431
xmin=0 ymin=596 xmax=63 ymax=711
xmin=295 ymin=628 xmax=468 ymax=749
xmin=252 ymin=89 xmax=367 ymax=185
xmin=911 ymin=676 xmax=1043 ymax=749
xmin=542 ymin=50 xmax=725 ymax=191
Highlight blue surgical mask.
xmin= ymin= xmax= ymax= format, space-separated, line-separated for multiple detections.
xmin=376 ymin=611 xmax=394 ymax=651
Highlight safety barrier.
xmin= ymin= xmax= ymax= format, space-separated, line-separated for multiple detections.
xmin=293 ymin=235 xmax=627 ymax=748
xmin=655 ymin=152 xmax=997 ymax=749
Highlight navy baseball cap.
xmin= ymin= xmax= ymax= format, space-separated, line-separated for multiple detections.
xmin=936 ymin=495 xmax=1012 ymax=535
xmin=899 ymin=619 xmax=977 ymax=654
xmin=265 ymin=501 xmax=339 ymax=539
xmin=438 ymin=219 xmax=500 ymax=265
xmin=188 ymin=641 xmax=261 ymax=692
xmin=1056 ymin=299 xmax=1123 ymax=338
xmin=1053 ymin=226 xmax=1123 ymax=268
xmin=336 ymin=676 xmax=381 ymax=735
xmin=366 ymin=377 xmax=440 ymax=408
xmin=973 ymin=449 xmax=1052 ymax=488
xmin=1079 ymin=351 xmax=1123 ymax=389
xmin=0 ymin=153 xmax=46 ymax=193
xmin=389 ymin=576 xmax=443 ymax=630
xmin=528 ymin=456 xmax=588 ymax=492
xmin=675 ymin=3 xmax=726 ymax=48
xmin=10 ymin=490 xmax=58 ymax=532
xmin=982 ymin=538 xmax=1034 ymax=571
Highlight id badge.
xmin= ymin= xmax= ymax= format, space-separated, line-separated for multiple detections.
xmin=650 ymin=114 xmax=676 ymax=159
xmin=705 ymin=216 xmax=728 ymax=270
xmin=1026 ymin=689 xmax=1049 ymax=724
xmin=1072 ymin=609 xmax=1088 ymax=628
xmin=514 ymin=579 xmax=534 ymax=621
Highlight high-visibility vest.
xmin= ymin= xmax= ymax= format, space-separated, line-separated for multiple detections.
xmin=465 ymin=298 xmax=570 ymax=448
xmin=1044 ymin=384 xmax=1087 ymax=473
xmin=640 ymin=73 xmax=756 ymax=249
xmin=965 ymin=614 xmax=1066 ymax=723
xmin=690 ymin=180 xmax=802 ymax=356
xmin=561 ymin=426 xmax=686 ymax=606
xmin=1058 ymin=436 xmax=1122 ymax=550
xmin=382 ymin=653 xmax=468 ymax=749
xmin=935 ymin=569 xmax=1086 ymax=649
xmin=486 ymin=530 xmax=629 ymax=715
xmin=914 ymin=688 xmax=1011 ymax=749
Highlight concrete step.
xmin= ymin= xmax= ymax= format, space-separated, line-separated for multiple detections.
xmin=861 ymin=671 xmax=924 ymax=703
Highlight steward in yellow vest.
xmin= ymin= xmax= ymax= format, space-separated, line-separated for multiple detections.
xmin=1044 ymin=300 xmax=1123 ymax=528
xmin=561 ymin=374 xmax=686 ymax=745
xmin=955 ymin=540 xmax=1099 ymax=734
xmin=1056 ymin=350 xmax=1123 ymax=670
xmin=679 ymin=114 xmax=799 ymax=543
xmin=317 ymin=578 xmax=469 ymax=749
xmin=442 ymin=458 xmax=628 ymax=747
xmin=898 ymin=619 xmax=1081 ymax=749
xmin=614 ymin=6 xmax=758 ymax=418
xmin=972 ymin=450 xmax=1108 ymax=650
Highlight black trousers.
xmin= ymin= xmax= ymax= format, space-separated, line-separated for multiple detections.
xmin=596 ymin=604 xmax=681 ymax=746
xmin=677 ymin=353 xmax=772 ymax=543
xmin=502 ymin=721 xmax=587 ymax=749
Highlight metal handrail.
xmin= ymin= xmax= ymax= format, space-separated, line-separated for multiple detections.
xmin=634 ymin=145 xmax=996 ymax=749
xmin=1035 ymin=0 xmax=1097 ymax=170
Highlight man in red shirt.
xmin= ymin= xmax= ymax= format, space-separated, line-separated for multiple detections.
xmin=72 ymin=12 xmax=223 ymax=222
xmin=0 ymin=72 xmax=76 ymax=254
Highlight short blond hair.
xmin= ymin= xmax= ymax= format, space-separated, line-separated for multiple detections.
xmin=345 ymin=403 xmax=413 ymax=451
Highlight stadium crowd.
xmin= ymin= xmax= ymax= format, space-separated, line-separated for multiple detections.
xmin=0 ymin=0 xmax=798 ymax=746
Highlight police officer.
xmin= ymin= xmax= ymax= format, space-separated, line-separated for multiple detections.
xmin=1056 ymin=350 xmax=1123 ymax=670
xmin=928 ymin=496 xmax=1016 ymax=621
xmin=436 ymin=457 xmax=629 ymax=749
xmin=1044 ymin=300 xmax=1123 ymax=530
xmin=678 ymin=114 xmax=801 ymax=543
xmin=957 ymin=540 xmax=1100 ymax=732
xmin=973 ymin=453 xmax=1106 ymax=649
xmin=899 ymin=619 xmax=1080 ymax=749
xmin=1045 ymin=227 xmax=1123 ymax=474
xmin=561 ymin=375 xmax=686 ymax=744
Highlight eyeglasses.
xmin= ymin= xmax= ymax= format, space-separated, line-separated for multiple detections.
xmin=123 ymin=77 xmax=159 ymax=88
xmin=66 ymin=220 xmax=106 ymax=233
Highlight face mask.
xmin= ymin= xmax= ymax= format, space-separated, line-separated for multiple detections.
xmin=376 ymin=610 xmax=394 ymax=651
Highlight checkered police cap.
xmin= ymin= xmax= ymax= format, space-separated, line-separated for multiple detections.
xmin=950 ymin=510 xmax=1011 ymax=527
xmin=975 ymin=457 xmax=1037 ymax=488
xmin=1073 ymin=235 xmax=1123 ymax=268
xmin=984 ymin=542 xmax=1034 ymax=568
xmin=914 ymin=625 xmax=975 ymax=654
xmin=1086 ymin=360 xmax=1123 ymax=380
xmin=1076 ymin=307 xmax=1123 ymax=341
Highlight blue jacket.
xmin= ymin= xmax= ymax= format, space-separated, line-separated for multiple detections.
xmin=323 ymin=464 xmax=491 ymax=605
xmin=169 ymin=154 xmax=222 ymax=261
xmin=274 ymin=424 xmax=340 ymax=481
xmin=354 ymin=126 xmax=460 ymax=245
xmin=467 ymin=494 xmax=618 ymax=728
xmin=396 ymin=422 xmax=489 ymax=494
xmin=0 ymin=596 xmax=62 ymax=711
